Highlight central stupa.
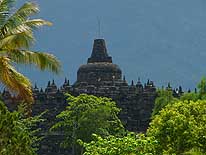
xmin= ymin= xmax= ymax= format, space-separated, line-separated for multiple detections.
xmin=75 ymin=39 xmax=123 ymax=86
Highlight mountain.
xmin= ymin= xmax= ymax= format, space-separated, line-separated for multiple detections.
xmin=17 ymin=0 xmax=206 ymax=90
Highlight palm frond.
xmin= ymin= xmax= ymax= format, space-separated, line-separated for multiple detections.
xmin=0 ymin=56 xmax=33 ymax=102
xmin=0 ymin=2 xmax=52 ymax=49
xmin=1 ymin=19 xmax=52 ymax=48
xmin=0 ymin=30 xmax=34 ymax=49
xmin=0 ymin=0 xmax=15 ymax=11
xmin=0 ymin=0 xmax=15 ymax=26
xmin=0 ymin=2 xmax=39 ymax=38
xmin=25 ymin=19 xmax=52 ymax=29
xmin=7 ymin=2 xmax=39 ymax=23
xmin=8 ymin=19 xmax=52 ymax=35
xmin=7 ymin=49 xmax=61 ymax=74
xmin=0 ymin=19 xmax=52 ymax=49
xmin=0 ymin=1 xmax=61 ymax=104
xmin=35 ymin=52 xmax=61 ymax=74
xmin=12 ymin=2 xmax=39 ymax=20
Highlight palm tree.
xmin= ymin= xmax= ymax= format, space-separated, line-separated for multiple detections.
xmin=0 ymin=0 xmax=61 ymax=103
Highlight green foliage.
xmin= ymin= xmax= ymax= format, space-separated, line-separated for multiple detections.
xmin=81 ymin=133 xmax=158 ymax=155
xmin=147 ymin=100 xmax=206 ymax=155
xmin=0 ymin=101 xmax=43 ymax=155
xmin=183 ymin=148 xmax=205 ymax=155
xmin=51 ymin=94 xmax=125 ymax=154
xmin=180 ymin=92 xmax=199 ymax=102
xmin=197 ymin=77 xmax=206 ymax=99
xmin=180 ymin=77 xmax=206 ymax=102
xmin=152 ymin=89 xmax=178 ymax=117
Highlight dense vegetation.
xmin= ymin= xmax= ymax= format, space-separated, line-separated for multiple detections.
xmin=81 ymin=100 xmax=206 ymax=155
xmin=2 ymin=92 xmax=206 ymax=155
xmin=0 ymin=101 xmax=43 ymax=155
xmin=81 ymin=133 xmax=158 ymax=155
xmin=148 ymin=100 xmax=206 ymax=154
xmin=151 ymin=88 xmax=178 ymax=117
xmin=80 ymin=78 xmax=206 ymax=155
xmin=51 ymin=94 xmax=125 ymax=155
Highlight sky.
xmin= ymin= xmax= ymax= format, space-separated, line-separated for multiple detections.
xmin=16 ymin=0 xmax=206 ymax=90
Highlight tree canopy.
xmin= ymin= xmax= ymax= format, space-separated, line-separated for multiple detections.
xmin=81 ymin=133 xmax=157 ymax=155
xmin=180 ymin=92 xmax=199 ymax=102
xmin=180 ymin=77 xmax=206 ymax=102
xmin=147 ymin=100 xmax=206 ymax=154
xmin=51 ymin=94 xmax=125 ymax=155
xmin=152 ymin=88 xmax=178 ymax=117
xmin=0 ymin=101 xmax=43 ymax=155
xmin=197 ymin=77 xmax=206 ymax=99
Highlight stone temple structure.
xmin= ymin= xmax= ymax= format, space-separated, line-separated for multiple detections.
xmin=2 ymin=39 xmax=162 ymax=155
xmin=70 ymin=38 xmax=157 ymax=131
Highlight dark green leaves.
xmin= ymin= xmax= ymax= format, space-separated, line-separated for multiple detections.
xmin=82 ymin=133 xmax=158 ymax=155
xmin=0 ymin=101 xmax=43 ymax=155
xmin=147 ymin=100 xmax=206 ymax=154
xmin=51 ymin=94 xmax=125 ymax=154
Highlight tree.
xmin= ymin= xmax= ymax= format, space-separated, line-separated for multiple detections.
xmin=197 ymin=77 xmax=206 ymax=99
xmin=180 ymin=77 xmax=206 ymax=102
xmin=81 ymin=133 xmax=158 ymax=155
xmin=183 ymin=148 xmax=205 ymax=155
xmin=0 ymin=100 xmax=43 ymax=155
xmin=147 ymin=100 xmax=206 ymax=154
xmin=51 ymin=94 xmax=125 ymax=155
xmin=0 ymin=0 xmax=61 ymax=103
xmin=152 ymin=88 xmax=178 ymax=117
xmin=180 ymin=92 xmax=199 ymax=102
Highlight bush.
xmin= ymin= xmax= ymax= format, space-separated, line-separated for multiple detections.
xmin=0 ymin=101 xmax=42 ymax=155
xmin=147 ymin=100 xmax=206 ymax=154
xmin=81 ymin=133 xmax=158 ymax=155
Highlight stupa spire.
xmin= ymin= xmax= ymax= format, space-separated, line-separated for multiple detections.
xmin=87 ymin=39 xmax=112 ymax=63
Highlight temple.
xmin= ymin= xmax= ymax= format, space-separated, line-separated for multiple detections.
xmin=1 ymin=38 xmax=185 ymax=155
xmin=73 ymin=39 xmax=126 ymax=95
